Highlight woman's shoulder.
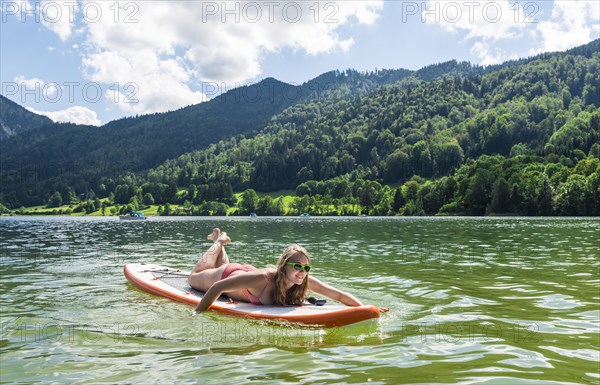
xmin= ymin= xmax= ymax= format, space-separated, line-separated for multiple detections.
xmin=257 ymin=267 xmax=277 ymax=281
xmin=254 ymin=267 xmax=276 ymax=276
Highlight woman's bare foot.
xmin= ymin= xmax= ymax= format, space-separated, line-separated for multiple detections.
xmin=207 ymin=228 xmax=221 ymax=242
xmin=216 ymin=231 xmax=231 ymax=245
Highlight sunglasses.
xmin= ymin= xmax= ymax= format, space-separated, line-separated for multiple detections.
xmin=286 ymin=262 xmax=311 ymax=273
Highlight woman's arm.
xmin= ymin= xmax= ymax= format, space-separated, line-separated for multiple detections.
xmin=307 ymin=276 xmax=364 ymax=307
xmin=194 ymin=271 xmax=268 ymax=313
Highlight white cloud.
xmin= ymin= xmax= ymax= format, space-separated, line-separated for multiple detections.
xmin=4 ymin=1 xmax=77 ymax=40
xmin=14 ymin=75 xmax=45 ymax=89
xmin=27 ymin=106 xmax=101 ymax=126
xmin=74 ymin=0 xmax=383 ymax=115
xmin=424 ymin=0 xmax=599 ymax=65
xmin=423 ymin=0 xmax=528 ymax=41
xmin=82 ymin=49 xmax=206 ymax=115
xmin=41 ymin=0 xmax=78 ymax=41
xmin=531 ymin=0 xmax=600 ymax=54
xmin=18 ymin=0 xmax=383 ymax=116
xmin=470 ymin=42 xmax=505 ymax=66
xmin=422 ymin=0 xmax=533 ymax=64
xmin=14 ymin=75 xmax=56 ymax=99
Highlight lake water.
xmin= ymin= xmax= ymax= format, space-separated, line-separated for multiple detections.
xmin=1 ymin=216 xmax=598 ymax=385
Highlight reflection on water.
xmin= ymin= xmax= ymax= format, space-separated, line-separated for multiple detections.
xmin=1 ymin=216 xmax=599 ymax=384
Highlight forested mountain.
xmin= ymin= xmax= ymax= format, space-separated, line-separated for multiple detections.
xmin=0 ymin=79 xmax=297 ymax=199
xmin=0 ymin=63 xmax=483 ymax=207
xmin=1 ymin=39 xmax=599 ymax=216
xmin=141 ymin=39 xmax=599 ymax=216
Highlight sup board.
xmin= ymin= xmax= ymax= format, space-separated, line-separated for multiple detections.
xmin=124 ymin=263 xmax=381 ymax=327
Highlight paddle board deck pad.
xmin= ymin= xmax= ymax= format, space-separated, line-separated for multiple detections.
xmin=124 ymin=263 xmax=381 ymax=327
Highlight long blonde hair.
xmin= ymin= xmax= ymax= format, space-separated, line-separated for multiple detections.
xmin=272 ymin=245 xmax=311 ymax=306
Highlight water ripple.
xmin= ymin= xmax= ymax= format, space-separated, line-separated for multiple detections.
xmin=1 ymin=216 xmax=598 ymax=385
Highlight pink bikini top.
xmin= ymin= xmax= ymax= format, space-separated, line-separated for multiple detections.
xmin=242 ymin=289 xmax=263 ymax=305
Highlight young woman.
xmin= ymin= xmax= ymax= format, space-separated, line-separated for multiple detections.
xmin=189 ymin=228 xmax=365 ymax=313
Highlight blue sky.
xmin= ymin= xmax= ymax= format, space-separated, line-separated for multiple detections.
xmin=1 ymin=0 xmax=598 ymax=126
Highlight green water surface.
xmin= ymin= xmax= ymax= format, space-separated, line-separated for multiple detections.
xmin=1 ymin=217 xmax=598 ymax=384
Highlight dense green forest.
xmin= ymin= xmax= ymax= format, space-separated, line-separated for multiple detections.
xmin=1 ymin=40 xmax=599 ymax=216
xmin=0 ymin=68 xmax=425 ymax=206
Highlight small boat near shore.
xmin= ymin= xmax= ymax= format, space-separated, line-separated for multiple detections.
xmin=119 ymin=211 xmax=147 ymax=220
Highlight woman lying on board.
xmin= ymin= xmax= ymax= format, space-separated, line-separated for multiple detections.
xmin=189 ymin=228 xmax=387 ymax=313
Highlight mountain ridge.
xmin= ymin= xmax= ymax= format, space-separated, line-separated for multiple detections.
xmin=1 ymin=39 xmax=598 ymax=214
xmin=0 ymin=59 xmax=484 ymax=202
